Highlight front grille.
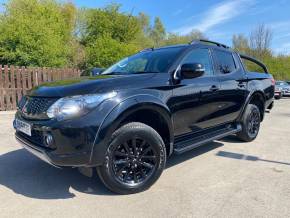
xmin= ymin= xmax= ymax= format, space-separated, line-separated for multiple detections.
xmin=18 ymin=96 xmax=57 ymax=118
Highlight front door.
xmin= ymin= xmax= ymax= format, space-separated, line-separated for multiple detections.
xmin=170 ymin=48 xmax=221 ymax=137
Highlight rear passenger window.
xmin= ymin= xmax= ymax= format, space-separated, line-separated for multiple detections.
xmin=214 ymin=50 xmax=236 ymax=74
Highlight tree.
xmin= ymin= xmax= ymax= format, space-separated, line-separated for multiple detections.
xmin=249 ymin=24 xmax=273 ymax=58
xmin=81 ymin=4 xmax=142 ymax=45
xmin=150 ymin=17 xmax=166 ymax=46
xmin=0 ymin=2 xmax=172 ymax=69
xmin=232 ymin=34 xmax=249 ymax=53
xmin=137 ymin=12 xmax=151 ymax=35
xmin=161 ymin=30 xmax=206 ymax=46
xmin=187 ymin=30 xmax=205 ymax=41
xmin=79 ymin=4 xmax=142 ymax=69
xmin=0 ymin=0 xmax=77 ymax=67
xmin=84 ymin=34 xmax=138 ymax=69
xmin=232 ymin=26 xmax=290 ymax=80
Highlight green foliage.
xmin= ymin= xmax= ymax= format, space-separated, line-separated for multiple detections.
xmin=263 ymin=56 xmax=290 ymax=80
xmin=232 ymin=27 xmax=290 ymax=80
xmin=131 ymin=13 xmax=154 ymax=48
xmin=239 ymin=50 xmax=290 ymax=80
xmin=0 ymin=0 xmax=289 ymax=81
xmin=80 ymin=4 xmax=142 ymax=45
xmin=79 ymin=4 xmax=142 ymax=70
xmin=150 ymin=17 xmax=166 ymax=46
xmin=0 ymin=0 xmax=77 ymax=67
xmin=162 ymin=31 xmax=206 ymax=46
xmin=232 ymin=34 xmax=249 ymax=53
xmin=84 ymin=34 xmax=138 ymax=69
xmin=137 ymin=12 xmax=151 ymax=35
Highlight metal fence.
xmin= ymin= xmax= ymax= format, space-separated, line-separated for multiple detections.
xmin=0 ymin=65 xmax=81 ymax=111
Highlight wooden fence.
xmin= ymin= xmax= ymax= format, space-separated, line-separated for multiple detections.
xmin=0 ymin=65 xmax=81 ymax=111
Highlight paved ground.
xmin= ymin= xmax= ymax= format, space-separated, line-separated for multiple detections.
xmin=0 ymin=99 xmax=290 ymax=218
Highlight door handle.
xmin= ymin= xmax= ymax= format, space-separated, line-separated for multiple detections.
xmin=210 ymin=85 xmax=219 ymax=92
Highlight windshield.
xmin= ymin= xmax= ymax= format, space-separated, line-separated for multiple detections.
xmin=102 ymin=47 xmax=185 ymax=75
xmin=276 ymin=81 xmax=288 ymax=86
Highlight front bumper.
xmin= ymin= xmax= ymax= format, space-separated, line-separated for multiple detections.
xmin=15 ymin=131 xmax=92 ymax=167
xmin=13 ymin=93 xmax=125 ymax=167
xmin=15 ymin=133 xmax=60 ymax=167
xmin=14 ymin=109 xmax=103 ymax=167
xmin=282 ymin=90 xmax=290 ymax=96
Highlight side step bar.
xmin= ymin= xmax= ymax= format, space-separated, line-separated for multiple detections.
xmin=174 ymin=124 xmax=242 ymax=154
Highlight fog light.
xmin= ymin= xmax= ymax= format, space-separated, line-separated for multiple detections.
xmin=44 ymin=134 xmax=54 ymax=148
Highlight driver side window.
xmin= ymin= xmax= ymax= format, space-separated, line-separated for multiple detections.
xmin=181 ymin=48 xmax=214 ymax=76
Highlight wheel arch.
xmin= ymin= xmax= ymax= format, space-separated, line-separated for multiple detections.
xmin=90 ymin=95 xmax=174 ymax=166
xmin=238 ymin=90 xmax=266 ymax=122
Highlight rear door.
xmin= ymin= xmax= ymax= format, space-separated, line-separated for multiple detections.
xmin=212 ymin=49 xmax=247 ymax=123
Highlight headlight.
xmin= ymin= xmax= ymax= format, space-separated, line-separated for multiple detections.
xmin=47 ymin=92 xmax=117 ymax=120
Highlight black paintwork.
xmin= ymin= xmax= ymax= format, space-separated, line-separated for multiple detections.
xmin=14 ymin=42 xmax=274 ymax=167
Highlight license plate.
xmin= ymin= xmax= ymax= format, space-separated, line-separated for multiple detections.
xmin=15 ymin=119 xmax=32 ymax=136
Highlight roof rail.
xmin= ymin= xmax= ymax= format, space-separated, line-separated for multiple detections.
xmin=239 ymin=54 xmax=269 ymax=73
xmin=139 ymin=47 xmax=154 ymax=53
xmin=190 ymin=39 xmax=230 ymax=49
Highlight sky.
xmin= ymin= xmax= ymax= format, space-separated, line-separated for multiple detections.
xmin=73 ymin=0 xmax=290 ymax=55
xmin=1 ymin=0 xmax=290 ymax=54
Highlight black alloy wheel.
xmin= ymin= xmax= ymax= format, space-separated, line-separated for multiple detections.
xmin=247 ymin=108 xmax=260 ymax=138
xmin=97 ymin=122 xmax=166 ymax=194
xmin=236 ymin=104 xmax=261 ymax=142
xmin=112 ymin=137 xmax=157 ymax=185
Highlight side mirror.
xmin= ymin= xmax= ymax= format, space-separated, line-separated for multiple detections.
xmin=181 ymin=63 xmax=205 ymax=79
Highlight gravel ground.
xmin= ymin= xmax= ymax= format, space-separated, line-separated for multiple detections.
xmin=0 ymin=99 xmax=289 ymax=218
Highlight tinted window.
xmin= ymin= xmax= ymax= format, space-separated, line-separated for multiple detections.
xmin=214 ymin=50 xmax=236 ymax=74
xmin=181 ymin=48 xmax=213 ymax=76
xmin=276 ymin=81 xmax=287 ymax=86
xmin=102 ymin=47 xmax=185 ymax=75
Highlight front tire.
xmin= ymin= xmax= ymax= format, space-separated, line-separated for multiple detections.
xmin=236 ymin=104 xmax=261 ymax=142
xmin=97 ymin=122 xmax=166 ymax=194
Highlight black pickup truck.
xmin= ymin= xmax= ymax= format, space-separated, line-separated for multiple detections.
xmin=14 ymin=40 xmax=274 ymax=194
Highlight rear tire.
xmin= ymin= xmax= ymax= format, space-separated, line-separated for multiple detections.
xmin=236 ymin=104 xmax=261 ymax=142
xmin=97 ymin=122 xmax=166 ymax=194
